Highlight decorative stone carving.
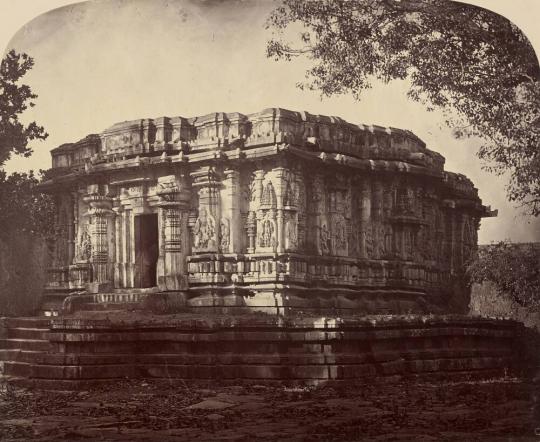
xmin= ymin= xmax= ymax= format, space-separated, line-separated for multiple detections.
xmin=194 ymin=208 xmax=216 ymax=249
xmin=261 ymin=182 xmax=277 ymax=208
xmin=220 ymin=218 xmax=230 ymax=251
xmin=365 ymin=227 xmax=374 ymax=259
xmin=258 ymin=216 xmax=276 ymax=249
xmin=77 ymin=225 xmax=92 ymax=262
xmin=331 ymin=214 xmax=347 ymax=255
xmin=284 ymin=213 xmax=298 ymax=251
xmin=41 ymin=107 xmax=496 ymax=314
xmin=81 ymin=185 xmax=114 ymax=290
xmin=319 ymin=224 xmax=331 ymax=255
xmin=245 ymin=211 xmax=257 ymax=253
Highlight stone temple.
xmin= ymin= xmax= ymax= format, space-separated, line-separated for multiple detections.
xmin=2 ymin=108 xmax=521 ymax=388
xmin=40 ymin=108 xmax=495 ymax=315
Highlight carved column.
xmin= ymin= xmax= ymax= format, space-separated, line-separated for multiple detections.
xmin=358 ymin=180 xmax=371 ymax=259
xmin=222 ymin=169 xmax=241 ymax=253
xmin=68 ymin=190 xmax=92 ymax=290
xmin=372 ymin=179 xmax=384 ymax=259
xmin=296 ymin=171 xmax=306 ymax=251
xmin=83 ymin=186 xmax=114 ymax=292
xmin=455 ymin=213 xmax=466 ymax=269
xmin=124 ymin=209 xmax=134 ymax=288
xmin=246 ymin=211 xmax=256 ymax=253
xmin=273 ymin=167 xmax=287 ymax=253
xmin=312 ymin=174 xmax=328 ymax=256
xmin=156 ymin=175 xmax=191 ymax=290
xmin=67 ymin=193 xmax=76 ymax=265
xmin=441 ymin=201 xmax=456 ymax=273
xmin=113 ymin=206 xmax=124 ymax=287
xmin=383 ymin=183 xmax=394 ymax=258
xmin=250 ymin=169 xmax=266 ymax=253
xmin=252 ymin=170 xmax=265 ymax=207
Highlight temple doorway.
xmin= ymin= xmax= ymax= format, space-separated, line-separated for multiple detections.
xmin=134 ymin=213 xmax=159 ymax=288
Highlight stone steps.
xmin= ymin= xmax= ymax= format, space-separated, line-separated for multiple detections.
xmin=6 ymin=327 xmax=50 ymax=340
xmin=0 ymin=318 xmax=53 ymax=358
xmin=2 ymin=356 xmax=514 ymax=380
xmin=0 ymin=348 xmax=513 ymax=366
xmin=75 ymin=302 xmax=143 ymax=311
xmin=0 ymin=314 xmax=524 ymax=389
xmin=0 ymin=339 xmax=53 ymax=352
xmin=0 ymin=375 xmax=117 ymax=390
xmin=1 ymin=317 xmax=51 ymax=328
xmin=4 ymin=368 xmax=516 ymax=391
xmin=0 ymin=349 xmax=44 ymax=363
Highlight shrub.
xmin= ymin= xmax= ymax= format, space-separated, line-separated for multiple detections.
xmin=468 ymin=241 xmax=540 ymax=310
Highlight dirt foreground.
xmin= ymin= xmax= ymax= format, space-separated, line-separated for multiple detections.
xmin=0 ymin=377 xmax=538 ymax=441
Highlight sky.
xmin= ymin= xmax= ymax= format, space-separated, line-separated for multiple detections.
xmin=0 ymin=0 xmax=539 ymax=244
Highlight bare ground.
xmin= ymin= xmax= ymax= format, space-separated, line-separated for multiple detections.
xmin=0 ymin=377 xmax=538 ymax=441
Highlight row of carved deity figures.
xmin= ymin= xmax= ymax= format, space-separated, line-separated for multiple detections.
xmin=50 ymin=166 xmax=478 ymax=279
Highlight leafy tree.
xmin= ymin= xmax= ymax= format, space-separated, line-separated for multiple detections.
xmin=266 ymin=0 xmax=540 ymax=215
xmin=0 ymin=49 xmax=48 ymax=166
xmin=0 ymin=170 xmax=55 ymax=239
xmin=0 ymin=50 xmax=53 ymax=238
xmin=468 ymin=242 xmax=540 ymax=309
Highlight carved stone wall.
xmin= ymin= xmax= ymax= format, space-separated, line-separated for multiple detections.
xmin=41 ymin=108 xmax=496 ymax=314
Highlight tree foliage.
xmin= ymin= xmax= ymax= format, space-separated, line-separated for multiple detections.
xmin=0 ymin=49 xmax=48 ymax=166
xmin=0 ymin=50 xmax=53 ymax=239
xmin=468 ymin=242 xmax=540 ymax=310
xmin=0 ymin=170 xmax=56 ymax=240
xmin=266 ymin=0 xmax=540 ymax=215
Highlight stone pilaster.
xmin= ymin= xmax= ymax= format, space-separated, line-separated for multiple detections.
xmin=245 ymin=211 xmax=256 ymax=253
xmin=359 ymin=180 xmax=372 ymax=259
xmin=83 ymin=186 xmax=114 ymax=292
xmin=124 ymin=209 xmax=134 ymax=288
xmin=273 ymin=167 xmax=287 ymax=253
xmin=156 ymin=175 xmax=191 ymax=290
xmin=372 ymin=179 xmax=384 ymax=259
xmin=312 ymin=174 xmax=328 ymax=256
xmin=295 ymin=172 xmax=306 ymax=251
xmin=112 ymin=206 xmax=124 ymax=287
xmin=222 ymin=169 xmax=241 ymax=253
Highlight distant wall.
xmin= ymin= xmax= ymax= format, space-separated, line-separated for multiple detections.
xmin=0 ymin=231 xmax=50 ymax=316
xmin=470 ymin=281 xmax=540 ymax=330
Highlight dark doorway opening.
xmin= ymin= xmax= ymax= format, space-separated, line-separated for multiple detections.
xmin=134 ymin=213 xmax=159 ymax=288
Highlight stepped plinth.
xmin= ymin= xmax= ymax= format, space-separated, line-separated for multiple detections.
xmin=0 ymin=313 xmax=523 ymax=389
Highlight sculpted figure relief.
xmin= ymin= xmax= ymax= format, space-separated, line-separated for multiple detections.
xmin=419 ymin=226 xmax=430 ymax=260
xmin=259 ymin=218 xmax=276 ymax=248
xmin=285 ymin=215 xmax=298 ymax=250
xmin=194 ymin=209 xmax=216 ymax=249
xmin=77 ymin=226 xmax=92 ymax=262
xmin=319 ymin=223 xmax=331 ymax=255
xmin=332 ymin=215 xmax=347 ymax=253
xmin=311 ymin=176 xmax=324 ymax=213
xmin=365 ymin=227 xmax=374 ymax=258
xmin=220 ymin=218 xmax=230 ymax=251
xmin=384 ymin=228 xmax=393 ymax=257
